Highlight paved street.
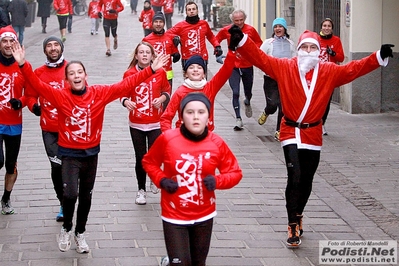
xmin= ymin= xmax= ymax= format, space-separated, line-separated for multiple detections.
xmin=1 ymin=2 xmax=398 ymax=265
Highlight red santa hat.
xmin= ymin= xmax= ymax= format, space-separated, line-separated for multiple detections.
xmin=297 ymin=30 xmax=320 ymax=51
xmin=0 ymin=26 xmax=17 ymax=42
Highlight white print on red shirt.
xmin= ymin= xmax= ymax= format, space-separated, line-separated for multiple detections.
xmin=175 ymin=151 xmax=212 ymax=207
xmin=187 ymin=28 xmax=202 ymax=55
xmin=42 ymin=80 xmax=64 ymax=120
xmin=152 ymin=41 xmax=167 ymax=56
xmin=64 ymin=104 xmax=92 ymax=141
xmin=133 ymin=80 xmax=160 ymax=117
xmin=0 ymin=73 xmax=17 ymax=110
xmin=319 ymin=45 xmax=334 ymax=62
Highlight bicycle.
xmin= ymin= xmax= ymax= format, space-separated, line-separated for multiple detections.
xmin=73 ymin=0 xmax=88 ymax=16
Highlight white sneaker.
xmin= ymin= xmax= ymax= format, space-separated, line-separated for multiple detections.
xmin=75 ymin=232 xmax=90 ymax=253
xmin=236 ymin=118 xmax=243 ymax=128
xmin=135 ymin=189 xmax=147 ymax=205
xmin=322 ymin=125 xmax=328 ymax=136
xmin=150 ymin=181 xmax=160 ymax=194
xmin=160 ymin=256 xmax=169 ymax=266
xmin=58 ymin=227 xmax=72 ymax=252
xmin=243 ymin=98 xmax=252 ymax=118
xmin=1 ymin=199 xmax=14 ymax=215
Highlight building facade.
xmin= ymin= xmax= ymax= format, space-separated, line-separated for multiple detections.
xmin=232 ymin=0 xmax=399 ymax=114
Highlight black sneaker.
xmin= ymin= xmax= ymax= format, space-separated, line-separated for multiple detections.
xmin=297 ymin=214 xmax=303 ymax=237
xmin=286 ymin=223 xmax=301 ymax=248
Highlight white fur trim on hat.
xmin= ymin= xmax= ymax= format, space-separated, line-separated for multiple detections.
xmin=0 ymin=32 xmax=17 ymax=40
xmin=297 ymin=30 xmax=320 ymax=50
xmin=297 ymin=37 xmax=320 ymax=50
xmin=0 ymin=25 xmax=18 ymax=41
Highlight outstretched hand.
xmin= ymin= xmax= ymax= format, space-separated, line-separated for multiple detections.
xmin=11 ymin=42 xmax=26 ymax=66
xmin=228 ymin=25 xmax=244 ymax=51
xmin=151 ymin=54 xmax=169 ymax=71
xmin=380 ymin=44 xmax=394 ymax=60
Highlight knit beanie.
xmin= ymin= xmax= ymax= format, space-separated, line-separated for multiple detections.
xmin=179 ymin=92 xmax=211 ymax=117
xmin=297 ymin=30 xmax=320 ymax=51
xmin=152 ymin=11 xmax=165 ymax=23
xmin=183 ymin=55 xmax=206 ymax=72
xmin=0 ymin=26 xmax=17 ymax=42
xmin=272 ymin=17 xmax=287 ymax=31
xmin=43 ymin=36 xmax=64 ymax=53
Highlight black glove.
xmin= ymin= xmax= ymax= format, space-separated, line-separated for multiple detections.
xmin=216 ymin=55 xmax=226 ymax=64
xmin=98 ymin=12 xmax=103 ymax=19
xmin=171 ymin=53 xmax=181 ymax=63
xmin=326 ymin=46 xmax=336 ymax=56
xmin=32 ymin=103 xmax=41 ymax=116
xmin=68 ymin=14 xmax=73 ymax=19
xmin=228 ymin=25 xmax=244 ymax=51
xmin=9 ymin=98 xmax=22 ymax=110
xmin=173 ymin=36 xmax=180 ymax=47
xmin=160 ymin=178 xmax=178 ymax=194
xmin=108 ymin=9 xmax=116 ymax=14
xmin=214 ymin=46 xmax=223 ymax=57
xmin=203 ymin=175 xmax=216 ymax=191
xmin=380 ymin=44 xmax=394 ymax=60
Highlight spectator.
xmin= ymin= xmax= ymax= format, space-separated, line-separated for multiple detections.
xmin=0 ymin=0 xmax=10 ymax=24
xmin=130 ymin=0 xmax=138 ymax=14
xmin=0 ymin=6 xmax=9 ymax=28
xmin=202 ymin=0 xmax=212 ymax=21
xmin=37 ymin=0 xmax=53 ymax=33
xmin=8 ymin=0 xmax=28 ymax=45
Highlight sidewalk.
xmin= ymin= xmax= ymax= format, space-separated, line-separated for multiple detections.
xmin=1 ymin=2 xmax=398 ymax=265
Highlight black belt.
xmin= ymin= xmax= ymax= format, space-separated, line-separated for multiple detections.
xmin=285 ymin=118 xmax=322 ymax=129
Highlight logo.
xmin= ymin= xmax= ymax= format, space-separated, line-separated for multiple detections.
xmin=319 ymin=240 xmax=397 ymax=264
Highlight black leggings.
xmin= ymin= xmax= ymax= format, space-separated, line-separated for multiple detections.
xmin=0 ymin=134 xmax=21 ymax=174
xmin=42 ymin=131 xmax=63 ymax=205
xmin=263 ymin=75 xmax=283 ymax=131
xmin=61 ymin=155 xmax=98 ymax=234
xmin=57 ymin=15 xmax=68 ymax=30
xmin=129 ymin=127 xmax=161 ymax=191
xmin=103 ymin=18 xmax=118 ymax=38
xmin=228 ymin=67 xmax=253 ymax=118
xmin=163 ymin=219 xmax=213 ymax=266
xmin=283 ymin=144 xmax=320 ymax=223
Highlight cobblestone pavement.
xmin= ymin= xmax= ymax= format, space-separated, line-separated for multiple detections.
xmin=1 ymin=2 xmax=398 ymax=265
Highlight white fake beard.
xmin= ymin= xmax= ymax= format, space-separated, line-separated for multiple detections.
xmin=297 ymin=50 xmax=320 ymax=76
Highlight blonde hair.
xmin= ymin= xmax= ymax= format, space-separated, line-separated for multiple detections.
xmin=127 ymin=41 xmax=157 ymax=69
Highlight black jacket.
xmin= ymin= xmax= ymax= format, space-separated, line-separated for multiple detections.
xmin=8 ymin=0 xmax=28 ymax=26
xmin=0 ymin=6 xmax=9 ymax=27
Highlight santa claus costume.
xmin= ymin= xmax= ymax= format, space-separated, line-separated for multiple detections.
xmin=235 ymin=29 xmax=389 ymax=248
